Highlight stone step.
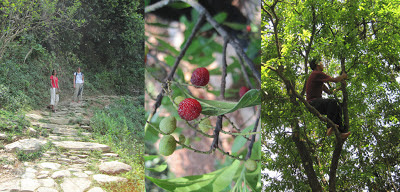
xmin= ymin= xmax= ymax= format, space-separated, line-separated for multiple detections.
xmin=52 ymin=141 xmax=111 ymax=152
xmin=4 ymin=139 xmax=47 ymax=153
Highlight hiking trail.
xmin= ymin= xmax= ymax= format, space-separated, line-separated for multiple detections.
xmin=0 ymin=96 xmax=131 ymax=192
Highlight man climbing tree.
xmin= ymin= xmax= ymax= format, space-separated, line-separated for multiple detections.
xmin=306 ymin=58 xmax=351 ymax=139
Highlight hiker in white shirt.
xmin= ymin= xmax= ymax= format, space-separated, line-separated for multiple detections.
xmin=73 ymin=67 xmax=84 ymax=103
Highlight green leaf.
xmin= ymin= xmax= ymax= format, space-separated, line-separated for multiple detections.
xmin=223 ymin=22 xmax=247 ymax=30
xmin=181 ymin=87 xmax=261 ymax=116
xmin=214 ymin=12 xmax=228 ymax=24
xmin=146 ymin=160 xmax=241 ymax=192
xmin=231 ymin=125 xmax=254 ymax=154
xmin=147 ymin=162 xmax=168 ymax=172
xmin=168 ymin=2 xmax=191 ymax=9
xmin=144 ymin=155 xmax=158 ymax=161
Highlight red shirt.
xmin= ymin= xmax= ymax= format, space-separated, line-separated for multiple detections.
xmin=50 ymin=75 xmax=59 ymax=88
xmin=306 ymin=70 xmax=331 ymax=102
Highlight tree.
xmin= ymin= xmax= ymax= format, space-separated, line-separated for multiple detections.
xmin=262 ymin=0 xmax=400 ymax=191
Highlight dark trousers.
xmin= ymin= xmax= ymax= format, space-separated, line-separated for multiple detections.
xmin=309 ymin=98 xmax=345 ymax=133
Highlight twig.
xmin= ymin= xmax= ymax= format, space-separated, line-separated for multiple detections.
xmin=177 ymin=0 xmax=261 ymax=85
xmin=216 ymin=148 xmax=246 ymax=161
xmin=220 ymin=38 xmax=229 ymax=99
xmin=237 ymin=51 xmax=254 ymax=89
xmin=144 ymin=13 xmax=205 ymax=132
xmin=145 ymin=0 xmax=175 ymax=13
xmin=246 ymin=107 xmax=261 ymax=159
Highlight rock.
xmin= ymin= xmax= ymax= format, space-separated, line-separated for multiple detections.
xmin=42 ymin=124 xmax=73 ymax=130
xmin=0 ymin=179 xmax=20 ymax=191
xmin=21 ymin=178 xmax=41 ymax=192
xmin=4 ymin=138 xmax=47 ymax=153
xmin=47 ymin=151 xmax=57 ymax=155
xmin=69 ymin=156 xmax=78 ymax=160
xmin=52 ymin=127 xmax=78 ymax=136
xmin=77 ymin=155 xmax=88 ymax=158
xmin=87 ymin=187 xmax=105 ymax=192
xmin=102 ymin=153 xmax=119 ymax=157
xmin=67 ymin=168 xmax=82 ymax=172
xmin=73 ymin=159 xmax=87 ymax=164
xmin=37 ymin=174 xmax=48 ymax=179
xmin=81 ymin=126 xmax=92 ymax=131
xmin=39 ymin=162 xmax=61 ymax=170
xmin=36 ymin=187 xmax=58 ymax=192
xmin=38 ymin=178 xmax=56 ymax=188
xmin=81 ymin=132 xmax=92 ymax=137
xmin=58 ymin=158 xmax=72 ymax=163
xmin=25 ymin=127 xmax=37 ymax=135
xmin=84 ymin=171 xmax=94 ymax=175
xmin=73 ymin=172 xmax=88 ymax=178
xmin=52 ymin=141 xmax=111 ymax=152
xmin=92 ymin=174 xmax=127 ymax=184
xmin=99 ymin=161 xmax=132 ymax=175
xmin=25 ymin=168 xmax=37 ymax=173
xmin=51 ymin=170 xmax=71 ymax=179
xmin=60 ymin=178 xmax=91 ymax=192
xmin=50 ymin=118 xmax=70 ymax=125
xmin=25 ymin=113 xmax=43 ymax=121
xmin=0 ymin=133 xmax=7 ymax=140
xmin=39 ymin=170 xmax=50 ymax=175
xmin=42 ymin=153 xmax=51 ymax=158
xmin=22 ymin=172 xmax=36 ymax=179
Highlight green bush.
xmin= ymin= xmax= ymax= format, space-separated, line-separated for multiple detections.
xmin=91 ymin=96 xmax=144 ymax=184
xmin=0 ymin=109 xmax=30 ymax=133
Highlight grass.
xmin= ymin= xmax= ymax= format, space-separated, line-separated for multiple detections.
xmin=90 ymin=96 xmax=145 ymax=191
xmin=16 ymin=141 xmax=54 ymax=161
xmin=101 ymin=179 xmax=144 ymax=192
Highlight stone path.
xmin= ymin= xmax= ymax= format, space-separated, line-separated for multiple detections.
xmin=0 ymin=98 xmax=131 ymax=192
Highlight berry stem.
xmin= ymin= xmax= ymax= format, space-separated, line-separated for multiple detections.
xmin=223 ymin=115 xmax=251 ymax=141
xmin=179 ymin=142 xmax=213 ymax=154
xmin=146 ymin=121 xmax=169 ymax=135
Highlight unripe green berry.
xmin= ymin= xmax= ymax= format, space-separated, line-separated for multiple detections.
xmin=184 ymin=137 xmax=190 ymax=146
xmin=199 ymin=118 xmax=212 ymax=133
xmin=160 ymin=116 xmax=176 ymax=134
xmin=179 ymin=134 xmax=186 ymax=144
xmin=159 ymin=135 xmax=176 ymax=156
xmin=174 ymin=96 xmax=185 ymax=105
xmin=244 ymin=159 xmax=257 ymax=172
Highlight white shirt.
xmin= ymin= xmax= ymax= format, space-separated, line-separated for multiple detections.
xmin=74 ymin=72 xmax=84 ymax=84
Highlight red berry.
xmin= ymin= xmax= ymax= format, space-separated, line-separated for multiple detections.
xmin=239 ymin=86 xmax=250 ymax=98
xmin=191 ymin=67 xmax=209 ymax=86
xmin=178 ymin=98 xmax=202 ymax=121
xmin=246 ymin=25 xmax=251 ymax=32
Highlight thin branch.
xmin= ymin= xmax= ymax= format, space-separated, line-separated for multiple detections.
xmin=246 ymin=107 xmax=261 ymax=159
xmin=220 ymin=38 xmax=229 ymax=99
xmin=238 ymin=51 xmax=254 ymax=89
xmin=179 ymin=0 xmax=261 ymax=85
xmin=145 ymin=0 xmax=175 ymax=13
xmin=147 ymin=13 xmax=205 ymax=121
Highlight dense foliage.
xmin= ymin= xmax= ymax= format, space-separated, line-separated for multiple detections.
xmin=0 ymin=0 xmax=144 ymax=112
xmin=262 ymin=0 xmax=400 ymax=191
xmin=91 ymin=96 xmax=145 ymax=190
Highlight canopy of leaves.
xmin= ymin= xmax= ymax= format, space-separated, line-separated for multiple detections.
xmin=262 ymin=0 xmax=400 ymax=191
xmin=0 ymin=0 xmax=144 ymax=112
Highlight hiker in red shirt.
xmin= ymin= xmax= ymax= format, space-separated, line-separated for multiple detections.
xmin=306 ymin=58 xmax=351 ymax=139
xmin=50 ymin=70 xmax=60 ymax=112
